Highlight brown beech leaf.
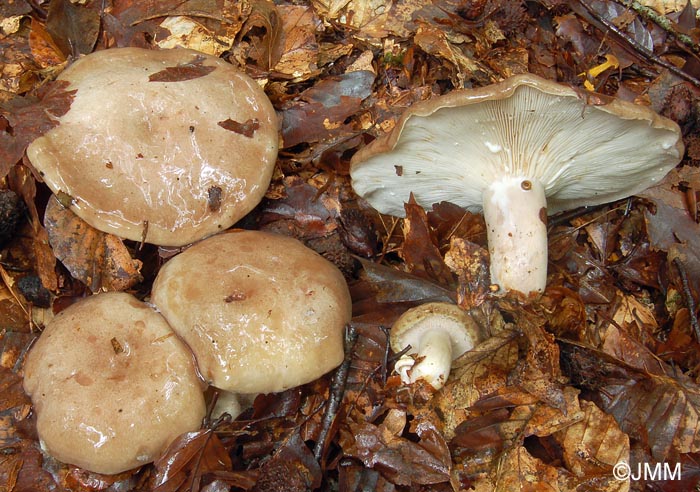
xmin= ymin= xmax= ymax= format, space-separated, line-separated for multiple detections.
xmin=337 ymin=461 xmax=396 ymax=492
xmin=436 ymin=331 xmax=520 ymax=441
xmin=639 ymin=166 xmax=700 ymax=294
xmin=259 ymin=176 xmax=337 ymax=239
xmin=562 ymin=342 xmax=700 ymax=462
xmin=0 ymin=80 xmax=75 ymax=178
xmin=499 ymin=300 xmax=569 ymax=412
xmin=1 ymin=441 xmax=60 ymax=492
xmin=482 ymin=446 xmax=560 ymax=490
xmin=280 ymin=70 xmax=374 ymax=148
xmin=444 ymin=237 xmax=490 ymax=309
xmin=28 ymin=18 xmax=67 ymax=68
xmin=656 ymin=308 xmax=700 ymax=370
xmin=44 ymin=196 xmax=142 ymax=292
xmin=272 ymin=5 xmax=320 ymax=78
xmin=148 ymin=55 xmax=216 ymax=82
xmin=427 ymin=201 xmax=487 ymax=249
xmin=554 ymin=399 xmax=629 ymax=486
xmin=234 ymin=0 xmax=283 ymax=70
xmin=46 ymin=0 xmax=101 ymax=57
xmin=217 ymin=118 xmax=259 ymax=137
xmin=358 ymin=258 xmax=456 ymax=304
xmin=153 ymin=427 xmax=235 ymax=492
xmin=0 ymin=284 xmax=30 ymax=336
xmin=401 ymin=195 xmax=454 ymax=286
xmin=0 ymin=368 xmax=31 ymax=449
xmin=341 ymin=408 xmax=451 ymax=486
xmin=253 ymin=431 xmax=321 ymax=491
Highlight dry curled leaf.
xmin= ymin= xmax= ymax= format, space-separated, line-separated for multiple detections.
xmin=280 ymin=70 xmax=374 ymax=148
xmin=148 ymin=56 xmax=216 ymax=82
xmin=0 ymin=81 xmax=75 ymax=178
xmin=44 ymin=196 xmax=142 ymax=292
xmin=340 ymin=408 xmax=451 ymax=486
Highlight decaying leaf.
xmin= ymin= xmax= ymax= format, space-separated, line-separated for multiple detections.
xmin=280 ymin=70 xmax=374 ymax=148
xmin=555 ymin=399 xmax=629 ymax=482
xmin=400 ymin=195 xmax=454 ymax=286
xmin=340 ymin=408 xmax=451 ymax=486
xmin=358 ymin=258 xmax=456 ymax=305
xmin=148 ymin=56 xmax=216 ymax=82
xmin=156 ymin=16 xmax=237 ymax=56
xmin=0 ymin=80 xmax=75 ymax=178
xmin=44 ymin=196 xmax=142 ymax=292
xmin=272 ymin=5 xmax=319 ymax=78
xmin=562 ymin=341 xmax=700 ymax=462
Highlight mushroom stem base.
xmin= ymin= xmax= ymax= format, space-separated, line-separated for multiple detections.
xmin=482 ymin=176 xmax=548 ymax=294
xmin=409 ymin=329 xmax=455 ymax=390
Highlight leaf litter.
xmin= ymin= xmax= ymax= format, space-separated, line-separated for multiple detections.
xmin=3 ymin=0 xmax=700 ymax=490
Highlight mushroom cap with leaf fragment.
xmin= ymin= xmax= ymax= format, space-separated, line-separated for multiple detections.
xmin=22 ymin=292 xmax=206 ymax=475
xmin=150 ymin=230 xmax=352 ymax=394
xmin=351 ymin=73 xmax=683 ymax=217
xmin=27 ymin=47 xmax=279 ymax=247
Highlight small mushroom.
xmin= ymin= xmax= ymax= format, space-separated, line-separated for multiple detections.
xmin=390 ymin=302 xmax=483 ymax=390
xmin=27 ymin=47 xmax=279 ymax=247
xmin=22 ymin=292 xmax=206 ymax=475
xmin=150 ymin=230 xmax=352 ymax=396
xmin=351 ymin=74 xmax=684 ymax=294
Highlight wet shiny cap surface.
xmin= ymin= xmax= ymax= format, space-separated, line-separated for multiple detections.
xmin=22 ymin=292 xmax=206 ymax=475
xmin=27 ymin=47 xmax=279 ymax=246
xmin=151 ymin=230 xmax=352 ymax=394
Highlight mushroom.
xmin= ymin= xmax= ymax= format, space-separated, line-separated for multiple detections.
xmin=351 ymin=74 xmax=684 ymax=294
xmin=26 ymin=47 xmax=279 ymax=247
xmin=150 ymin=230 xmax=352 ymax=398
xmin=390 ymin=302 xmax=483 ymax=390
xmin=22 ymin=292 xmax=206 ymax=475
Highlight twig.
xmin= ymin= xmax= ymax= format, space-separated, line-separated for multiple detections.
xmin=313 ymin=322 xmax=358 ymax=462
xmin=673 ymin=257 xmax=700 ymax=341
xmin=578 ymin=0 xmax=700 ymax=88
xmin=614 ymin=0 xmax=700 ymax=54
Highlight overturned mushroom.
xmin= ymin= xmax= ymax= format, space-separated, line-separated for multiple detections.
xmin=22 ymin=292 xmax=206 ymax=475
xmin=351 ymin=73 xmax=684 ymax=294
xmin=27 ymin=47 xmax=279 ymax=247
xmin=391 ymin=302 xmax=483 ymax=390
xmin=150 ymin=230 xmax=352 ymax=398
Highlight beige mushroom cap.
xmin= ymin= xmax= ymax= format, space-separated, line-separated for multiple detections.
xmin=151 ymin=230 xmax=352 ymax=394
xmin=390 ymin=302 xmax=484 ymax=389
xmin=22 ymin=292 xmax=206 ymax=475
xmin=26 ymin=47 xmax=279 ymax=247
xmin=390 ymin=302 xmax=481 ymax=357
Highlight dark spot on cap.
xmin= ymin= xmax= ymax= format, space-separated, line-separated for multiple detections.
xmin=539 ymin=207 xmax=547 ymax=225
xmin=207 ymin=186 xmax=222 ymax=212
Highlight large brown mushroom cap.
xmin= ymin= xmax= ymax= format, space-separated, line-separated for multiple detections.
xmin=150 ymin=230 xmax=352 ymax=394
xmin=22 ymin=292 xmax=206 ymax=475
xmin=27 ymin=47 xmax=279 ymax=247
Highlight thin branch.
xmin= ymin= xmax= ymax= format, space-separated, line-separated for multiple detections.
xmin=313 ymin=322 xmax=358 ymax=462
xmin=614 ymin=0 xmax=700 ymax=54
xmin=578 ymin=0 xmax=700 ymax=88
xmin=673 ymin=257 xmax=700 ymax=341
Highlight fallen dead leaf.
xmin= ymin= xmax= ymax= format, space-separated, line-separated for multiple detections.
xmin=44 ymin=196 xmax=142 ymax=292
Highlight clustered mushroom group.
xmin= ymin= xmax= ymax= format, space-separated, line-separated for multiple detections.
xmin=22 ymin=47 xmax=352 ymax=475
xmin=21 ymin=46 xmax=685 ymax=476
